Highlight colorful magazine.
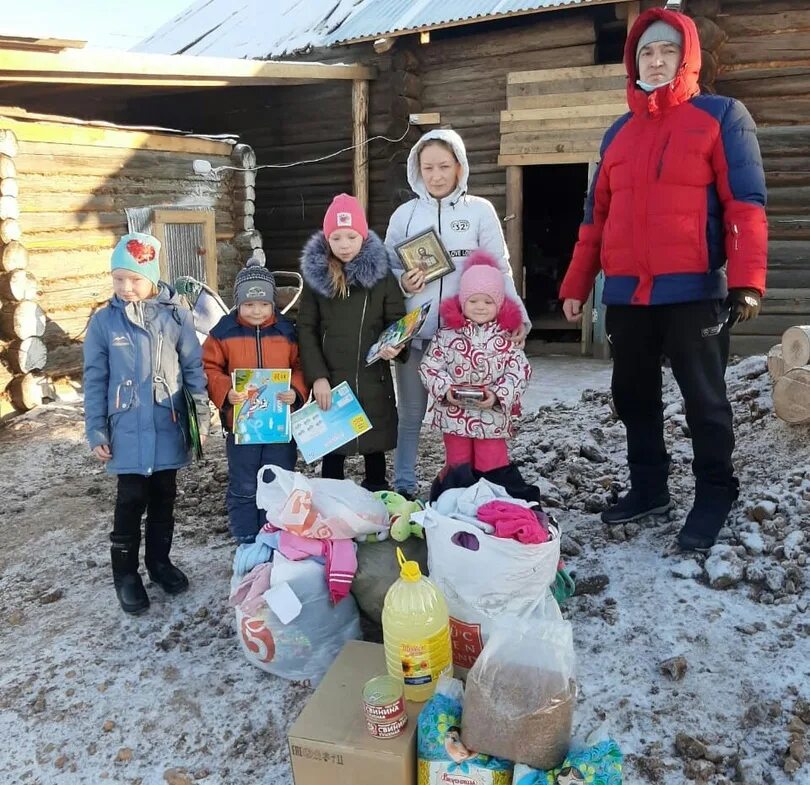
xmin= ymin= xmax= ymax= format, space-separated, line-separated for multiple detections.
xmin=366 ymin=302 xmax=431 ymax=366
xmin=232 ymin=368 xmax=292 ymax=445
xmin=290 ymin=381 xmax=373 ymax=464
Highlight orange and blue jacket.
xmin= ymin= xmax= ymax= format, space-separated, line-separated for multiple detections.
xmin=202 ymin=310 xmax=308 ymax=430
xmin=561 ymin=8 xmax=767 ymax=306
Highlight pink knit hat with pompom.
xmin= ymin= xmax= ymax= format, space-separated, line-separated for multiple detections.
xmin=458 ymin=250 xmax=505 ymax=309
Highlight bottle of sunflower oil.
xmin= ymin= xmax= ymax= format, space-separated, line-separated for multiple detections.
xmin=382 ymin=547 xmax=453 ymax=702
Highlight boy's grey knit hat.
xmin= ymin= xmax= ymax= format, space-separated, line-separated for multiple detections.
xmin=234 ymin=254 xmax=276 ymax=307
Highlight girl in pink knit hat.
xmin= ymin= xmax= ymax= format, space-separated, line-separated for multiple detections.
xmin=419 ymin=250 xmax=532 ymax=492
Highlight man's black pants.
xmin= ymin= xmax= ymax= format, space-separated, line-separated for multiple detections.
xmin=605 ymin=300 xmax=736 ymax=489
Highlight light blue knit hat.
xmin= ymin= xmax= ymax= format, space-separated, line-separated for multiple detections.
xmin=110 ymin=233 xmax=161 ymax=286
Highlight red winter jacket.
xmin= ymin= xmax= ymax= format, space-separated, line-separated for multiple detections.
xmin=560 ymin=8 xmax=768 ymax=306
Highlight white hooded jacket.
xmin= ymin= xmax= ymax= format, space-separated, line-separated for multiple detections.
xmin=385 ymin=129 xmax=530 ymax=342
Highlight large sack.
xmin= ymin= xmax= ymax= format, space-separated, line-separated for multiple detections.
xmin=255 ymin=465 xmax=389 ymax=539
xmin=351 ymin=536 xmax=428 ymax=626
xmin=423 ymin=505 xmax=561 ymax=676
xmin=233 ymin=553 xmax=361 ymax=685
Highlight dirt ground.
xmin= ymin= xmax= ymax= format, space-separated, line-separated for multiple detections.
xmin=0 ymin=354 xmax=808 ymax=785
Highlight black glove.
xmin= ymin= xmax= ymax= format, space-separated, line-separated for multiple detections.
xmin=726 ymin=288 xmax=761 ymax=325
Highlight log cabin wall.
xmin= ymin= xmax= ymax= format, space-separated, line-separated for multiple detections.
xmin=713 ymin=0 xmax=810 ymax=355
xmin=0 ymin=113 xmax=244 ymax=411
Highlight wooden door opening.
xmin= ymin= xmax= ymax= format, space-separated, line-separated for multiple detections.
xmin=522 ymin=162 xmax=590 ymax=350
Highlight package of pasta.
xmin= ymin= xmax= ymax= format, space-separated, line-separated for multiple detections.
xmin=512 ymin=734 xmax=623 ymax=784
xmin=417 ymin=674 xmax=513 ymax=785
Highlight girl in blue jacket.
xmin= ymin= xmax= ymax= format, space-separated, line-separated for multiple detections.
xmin=83 ymin=233 xmax=210 ymax=614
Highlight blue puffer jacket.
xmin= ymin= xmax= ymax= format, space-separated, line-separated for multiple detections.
xmin=83 ymin=284 xmax=210 ymax=476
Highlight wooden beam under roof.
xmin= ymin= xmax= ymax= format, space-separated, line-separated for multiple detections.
xmin=0 ymin=46 xmax=377 ymax=85
xmin=0 ymin=35 xmax=86 ymax=52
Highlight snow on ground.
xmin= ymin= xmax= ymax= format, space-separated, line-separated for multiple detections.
xmin=0 ymin=355 xmax=808 ymax=785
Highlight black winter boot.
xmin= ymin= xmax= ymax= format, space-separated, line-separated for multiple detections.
xmin=145 ymin=520 xmax=189 ymax=595
xmin=677 ymin=479 xmax=739 ymax=552
xmin=110 ymin=535 xmax=149 ymax=615
xmin=601 ymin=461 xmax=672 ymax=525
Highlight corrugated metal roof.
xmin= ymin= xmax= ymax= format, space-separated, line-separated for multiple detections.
xmin=137 ymin=0 xmax=618 ymax=58
xmin=323 ymin=0 xmax=606 ymax=45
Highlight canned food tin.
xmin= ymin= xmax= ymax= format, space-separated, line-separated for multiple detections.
xmin=362 ymin=675 xmax=407 ymax=738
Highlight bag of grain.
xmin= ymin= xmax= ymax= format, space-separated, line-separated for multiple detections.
xmin=462 ymin=617 xmax=576 ymax=770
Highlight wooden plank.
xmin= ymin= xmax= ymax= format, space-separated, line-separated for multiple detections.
xmin=352 ymin=79 xmax=369 ymax=213
xmin=0 ymin=116 xmax=232 ymax=155
xmin=500 ymin=130 xmax=604 ymax=157
xmin=507 ymin=75 xmax=626 ymax=98
xmin=501 ymin=115 xmax=620 ymax=133
xmin=499 ymin=152 xmax=600 ymax=166
xmin=501 ymin=103 xmax=627 ymax=123
xmin=0 ymin=47 xmax=375 ymax=83
xmin=505 ymin=166 xmax=523 ymax=298
xmin=507 ymin=63 xmax=626 ymax=85
xmin=507 ymin=89 xmax=627 ymax=111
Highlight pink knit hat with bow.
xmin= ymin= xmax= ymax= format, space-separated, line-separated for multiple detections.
xmin=323 ymin=193 xmax=368 ymax=239
xmin=458 ymin=250 xmax=505 ymax=309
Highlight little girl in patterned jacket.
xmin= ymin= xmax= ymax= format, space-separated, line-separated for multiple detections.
xmin=419 ymin=250 xmax=532 ymax=478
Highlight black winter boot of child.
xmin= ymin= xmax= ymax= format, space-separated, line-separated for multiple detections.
xmin=601 ymin=461 xmax=672 ymax=525
xmin=110 ymin=535 xmax=149 ymax=615
xmin=677 ymin=478 xmax=739 ymax=552
xmin=145 ymin=519 xmax=189 ymax=595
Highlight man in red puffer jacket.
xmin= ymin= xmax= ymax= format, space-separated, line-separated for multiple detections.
xmin=560 ymin=8 xmax=767 ymax=551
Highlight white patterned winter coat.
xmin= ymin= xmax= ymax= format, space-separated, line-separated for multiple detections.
xmin=419 ymin=295 xmax=531 ymax=440
xmin=83 ymin=285 xmax=210 ymax=476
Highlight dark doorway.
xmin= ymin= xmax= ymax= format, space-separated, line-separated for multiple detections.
xmin=523 ymin=163 xmax=590 ymax=341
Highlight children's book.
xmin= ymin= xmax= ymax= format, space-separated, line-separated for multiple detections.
xmin=183 ymin=387 xmax=204 ymax=460
xmin=365 ymin=302 xmax=431 ymax=366
xmin=232 ymin=368 xmax=292 ymax=445
xmin=290 ymin=381 xmax=373 ymax=464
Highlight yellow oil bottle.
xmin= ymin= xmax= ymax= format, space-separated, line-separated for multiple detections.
xmin=382 ymin=547 xmax=453 ymax=702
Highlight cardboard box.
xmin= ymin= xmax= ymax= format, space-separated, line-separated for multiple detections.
xmin=288 ymin=640 xmax=419 ymax=785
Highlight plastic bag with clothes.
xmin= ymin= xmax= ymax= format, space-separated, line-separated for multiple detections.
xmin=417 ymin=674 xmax=513 ymax=785
xmin=462 ymin=617 xmax=577 ymax=770
xmin=421 ymin=492 xmax=561 ymax=676
xmin=230 ymin=552 xmax=361 ymax=685
xmin=255 ymin=465 xmax=389 ymax=539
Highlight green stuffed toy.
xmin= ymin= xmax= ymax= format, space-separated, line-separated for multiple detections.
xmin=375 ymin=490 xmax=425 ymax=542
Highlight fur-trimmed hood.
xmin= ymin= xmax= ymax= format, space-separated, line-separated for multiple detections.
xmin=439 ymin=295 xmax=524 ymax=333
xmin=300 ymin=229 xmax=394 ymax=298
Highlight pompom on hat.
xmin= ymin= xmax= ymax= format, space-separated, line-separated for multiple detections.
xmin=323 ymin=193 xmax=368 ymax=240
xmin=234 ymin=254 xmax=276 ymax=307
xmin=110 ymin=232 xmax=161 ymax=286
xmin=458 ymin=250 xmax=506 ymax=309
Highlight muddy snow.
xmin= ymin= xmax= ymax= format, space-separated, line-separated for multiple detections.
xmin=1 ymin=354 xmax=808 ymax=785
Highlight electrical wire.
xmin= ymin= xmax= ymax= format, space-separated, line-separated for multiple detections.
xmin=208 ymin=122 xmax=413 ymax=175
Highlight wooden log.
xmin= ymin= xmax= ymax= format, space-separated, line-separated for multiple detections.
xmin=353 ymin=79 xmax=370 ymax=213
xmin=45 ymin=343 xmax=84 ymax=379
xmin=0 ymin=300 xmax=46 ymax=340
xmin=0 ymin=178 xmax=17 ymax=197
xmin=767 ymin=344 xmax=785 ymax=382
xmin=0 ymin=155 xmax=16 ymax=179
xmin=1 ymin=241 xmax=27 ymax=272
xmin=688 ymin=0 xmax=721 ymax=16
xmin=720 ymin=33 xmax=810 ymax=66
xmin=5 ymin=336 xmax=47 ymax=373
xmin=0 ymin=269 xmax=37 ymax=302
xmin=1 ymin=219 xmax=21 ymax=243
xmin=231 ymin=143 xmax=256 ymax=170
xmin=390 ymin=70 xmax=421 ymax=99
xmin=0 ymin=195 xmax=19 ymax=221
xmin=392 ymin=49 xmax=420 ymax=73
xmin=773 ymin=366 xmax=810 ymax=424
xmin=6 ymin=372 xmax=44 ymax=411
xmin=718 ymin=9 xmax=810 ymax=38
xmin=0 ymin=130 xmax=19 ymax=158
xmin=718 ymin=67 xmax=810 ymax=98
xmin=756 ymin=126 xmax=810 ymax=156
xmin=700 ymin=49 xmax=719 ymax=88
xmin=781 ymin=325 xmax=810 ymax=369
xmin=391 ymin=95 xmax=421 ymax=119
xmin=694 ymin=16 xmax=727 ymax=52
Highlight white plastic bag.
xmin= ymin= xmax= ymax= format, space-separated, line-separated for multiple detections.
xmin=255 ymin=465 xmax=389 ymax=540
xmin=233 ymin=553 xmax=361 ymax=685
xmin=462 ymin=617 xmax=577 ymax=770
xmin=423 ymin=505 xmax=561 ymax=675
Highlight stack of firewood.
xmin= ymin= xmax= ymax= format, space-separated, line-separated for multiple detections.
xmin=0 ymin=128 xmax=47 ymax=413
xmin=769 ymin=326 xmax=810 ymax=424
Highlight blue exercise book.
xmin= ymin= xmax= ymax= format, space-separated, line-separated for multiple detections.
xmin=231 ymin=368 xmax=292 ymax=445
xmin=290 ymin=381 xmax=373 ymax=464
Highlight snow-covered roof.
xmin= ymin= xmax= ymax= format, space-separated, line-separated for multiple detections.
xmin=137 ymin=0 xmax=617 ymax=59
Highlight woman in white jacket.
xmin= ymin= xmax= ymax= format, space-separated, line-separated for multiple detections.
xmin=385 ymin=129 xmax=531 ymax=498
